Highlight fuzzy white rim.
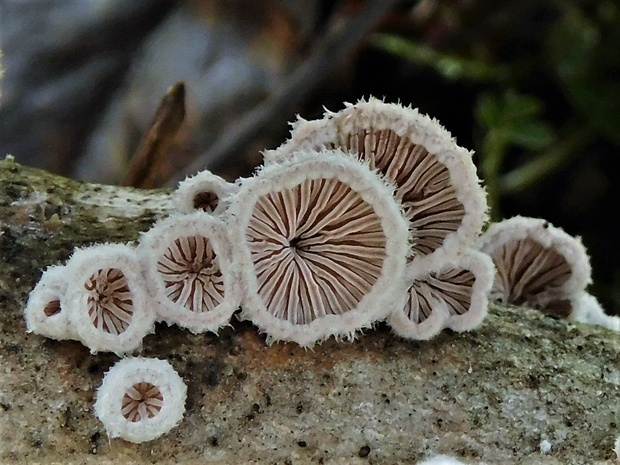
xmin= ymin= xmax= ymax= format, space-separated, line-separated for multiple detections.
xmin=95 ymin=357 xmax=186 ymax=443
xmin=478 ymin=216 xmax=592 ymax=301
xmin=388 ymin=249 xmax=494 ymax=339
xmin=64 ymin=243 xmax=156 ymax=355
xmin=264 ymin=97 xmax=488 ymax=267
xmin=137 ymin=212 xmax=241 ymax=333
xmin=569 ymin=292 xmax=619 ymax=332
xmin=173 ymin=169 xmax=236 ymax=215
xmin=24 ymin=265 xmax=78 ymax=341
xmin=441 ymin=250 xmax=494 ymax=331
xmin=227 ymin=150 xmax=409 ymax=346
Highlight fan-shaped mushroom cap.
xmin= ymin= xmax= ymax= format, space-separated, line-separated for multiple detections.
xmin=94 ymin=357 xmax=187 ymax=443
xmin=137 ymin=212 xmax=241 ymax=333
xmin=24 ymin=265 xmax=79 ymax=341
xmin=226 ymin=150 xmax=409 ymax=346
xmin=389 ymin=249 xmax=494 ymax=340
xmin=64 ymin=243 xmax=156 ymax=355
xmin=478 ymin=216 xmax=592 ymax=317
xmin=173 ymin=169 xmax=236 ymax=215
xmin=264 ymin=97 xmax=488 ymax=267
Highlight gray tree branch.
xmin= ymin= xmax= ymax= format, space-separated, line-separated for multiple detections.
xmin=0 ymin=158 xmax=618 ymax=465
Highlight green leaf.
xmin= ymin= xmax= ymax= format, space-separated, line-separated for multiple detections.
xmin=502 ymin=121 xmax=555 ymax=150
xmin=502 ymin=90 xmax=544 ymax=120
xmin=370 ymin=33 xmax=509 ymax=83
xmin=475 ymin=93 xmax=502 ymax=129
xmin=545 ymin=4 xmax=620 ymax=145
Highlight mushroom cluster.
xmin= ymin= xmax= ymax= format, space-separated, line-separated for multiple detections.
xmin=25 ymin=98 xmax=492 ymax=351
xmin=23 ymin=97 xmax=496 ymax=441
xmin=25 ymin=97 xmax=612 ymax=445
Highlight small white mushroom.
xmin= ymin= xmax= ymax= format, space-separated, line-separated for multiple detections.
xmin=226 ymin=150 xmax=409 ymax=346
xmin=478 ymin=216 xmax=591 ymax=318
xmin=64 ymin=243 xmax=156 ymax=355
xmin=24 ymin=265 xmax=78 ymax=341
xmin=389 ymin=250 xmax=494 ymax=340
xmin=94 ymin=357 xmax=186 ymax=443
xmin=138 ymin=212 xmax=241 ymax=333
xmin=264 ymin=97 xmax=488 ymax=267
xmin=173 ymin=169 xmax=236 ymax=215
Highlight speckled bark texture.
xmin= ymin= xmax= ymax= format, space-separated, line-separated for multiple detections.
xmin=1 ymin=158 xmax=618 ymax=465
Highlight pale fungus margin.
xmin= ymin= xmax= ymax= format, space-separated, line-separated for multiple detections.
xmin=389 ymin=250 xmax=494 ymax=340
xmin=63 ymin=243 xmax=157 ymax=356
xmin=225 ymin=150 xmax=410 ymax=346
xmin=19 ymin=97 xmax=612 ymax=450
xmin=478 ymin=216 xmax=590 ymax=318
xmin=94 ymin=357 xmax=187 ymax=444
xmin=264 ymin=97 xmax=488 ymax=269
xmin=173 ymin=169 xmax=236 ymax=215
xmin=478 ymin=215 xmax=618 ymax=331
xmin=24 ymin=265 xmax=78 ymax=341
xmin=137 ymin=212 xmax=242 ymax=334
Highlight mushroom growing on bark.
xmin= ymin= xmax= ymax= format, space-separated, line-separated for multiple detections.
xmin=226 ymin=150 xmax=409 ymax=346
xmin=389 ymin=250 xmax=495 ymax=340
xmin=478 ymin=216 xmax=591 ymax=318
xmin=264 ymin=97 xmax=487 ymax=268
xmin=64 ymin=243 xmax=156 ymax=355
xmin=138 ymin=212 xmax=241 ymax=333
xmin=95 ymin=357 xmax=187 ymax=443
xmin=24 ymin=265 xmax=78 ymax=341
xmin=173 ymin=169 xmax=236 ymax=215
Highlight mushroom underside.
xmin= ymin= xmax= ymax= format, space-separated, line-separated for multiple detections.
xmin=247 ymin=177 xmax=388 ymax=325
xmin=85 ymin=268 xmax=134 ymax=335
xmin=325 ymin=128 xmax=466 ymax=258
xmin=405 ymin=268 xmax=475 ymax=324
xmin=157 ymin=235 xmax=225 ymax=313
xmin=121 ymin=382 xmax=164 ymax=423
xmin=489 ymin=237 xmax=573 ymax=317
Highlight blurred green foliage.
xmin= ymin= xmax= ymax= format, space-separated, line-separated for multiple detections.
xmin=372 ymin=0 xmax=620 ymax=220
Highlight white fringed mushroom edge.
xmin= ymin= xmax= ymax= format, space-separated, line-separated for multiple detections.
xmin=389 ymin=249 xmax=494 ymax=340
xmin=95 ymin=357 xmax=187 ymax=443
xmin=137 ymin=212 xmax=242 ymax=333
xmin=225 ymin=150 xmax=410 ymax=346
xmin=263 ymin=97 xmax=488 ymax=269
xmin=173 ymin=169 xmax=236 ymax=215
xmin=24 ymin=265 xmax=78 ymax=341
xmin=64 ymin=243 xmax=156 ymax=355
xmin=477 ymin=216 xmax=592 ymax=303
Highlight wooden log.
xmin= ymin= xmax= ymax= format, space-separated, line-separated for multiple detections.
xmin=0 ymin=158 xmax=618 ymax=464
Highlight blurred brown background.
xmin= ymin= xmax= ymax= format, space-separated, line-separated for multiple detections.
xmin=1 ymin=0 xmax=619 ymax=314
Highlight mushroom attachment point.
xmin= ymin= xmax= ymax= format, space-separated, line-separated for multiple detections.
xmin=227 ymin=150 xmax=409 ymax=346
xmin=64 ymin=243 xmax=156 ymax=355
xmin=94 ymin=357 xmax=187 ymax=443
xmin=138 ymin=212 xmax=241 ymax=333
xmin=264 ymin=97 xmax=488 ymax=267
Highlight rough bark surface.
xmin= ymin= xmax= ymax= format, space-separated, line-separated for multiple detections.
xmin=0 ymin=158 xmax=618 ymax=465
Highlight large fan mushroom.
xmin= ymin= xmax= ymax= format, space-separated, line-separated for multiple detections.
xmin=264 ymin=98 xmax=488 ymax=268
xmin=226 ymin=150 xmax=409 ymax=346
